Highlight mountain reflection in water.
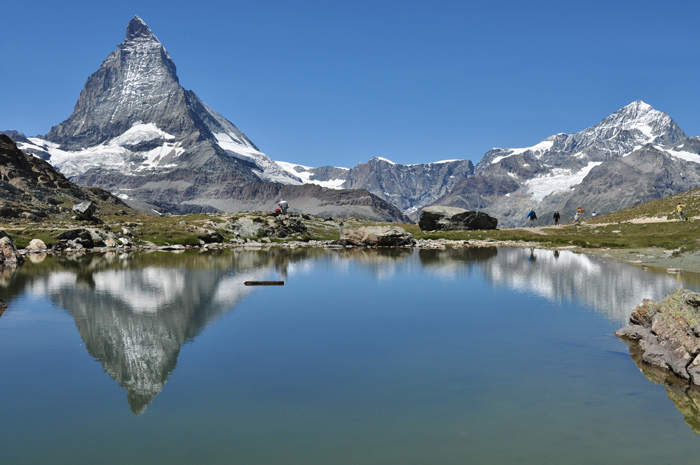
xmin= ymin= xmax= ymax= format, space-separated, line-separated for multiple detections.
xmin=5 ymin=248 xmax=328 ymax=414
xmin=419 ymin=247 xmax=692 ymax=324
xmin=3 ymin=246 xmax=700 ymax=421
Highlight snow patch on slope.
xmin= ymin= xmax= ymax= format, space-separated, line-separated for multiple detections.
xmin=21 ymin=123 xmax=184 ymax=177
xmin=275 ymin=161 xmax=348 ymax=189
xmin=663 ymin=148 xmax=700 ymax=164
xmin=491 ymin=139 xmax=555 ymax=164
xmin=524 ymin=162 xmax=602 ymax=202
xmin=212 ymin=133 xmax=301 ymax=184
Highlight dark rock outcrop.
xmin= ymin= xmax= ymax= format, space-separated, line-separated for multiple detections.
xmin=0 ymin=134 xmax=132 ymax=218
xmin=418 ymin=206 xmax=498 ymax=231
xmin=616 ymin=289 xmax=700 ymax=384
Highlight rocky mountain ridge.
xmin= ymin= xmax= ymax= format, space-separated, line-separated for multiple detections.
xmin=12 ymin=16 xmax=408 ymax=223
xmin=427 ymin=101 xmax=700 ymax=226
xmin=278 ymin=157 xmax=475 ymax=219
xmin=6 ymin=17 xmax=700 ymax=225
xmin=275 ymin=100 xmax=698 ymax=225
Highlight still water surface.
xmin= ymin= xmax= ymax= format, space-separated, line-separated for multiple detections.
xmin=2 ymin=247 xmax=700 ymax=464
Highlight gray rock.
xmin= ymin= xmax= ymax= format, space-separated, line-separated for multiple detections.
xmin=0 ymin=231 xmax=24 ymax=266
xmin=617 ymin=288 xmax=700 ymax=385
xmin=19 ymin=211 xmax=41 ymax=222
xmin=418 ymin=206 xmax=498 ymax=231
xmin=339 ymin=157 xmax=475 ymax=220
xmin=198 ymin=230 xmax=224 ymax=244
xmin=25 ymin=239 xmax=47 ymax=253
xmin=73 ymin=201 xmax=97 ymax=220
xmin=338 ymin=226 xmax=415 ymax=247
xmin=57 ymin=228 xmax=99 ymax=249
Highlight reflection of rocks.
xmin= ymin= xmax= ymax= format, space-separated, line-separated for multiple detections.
xmin=418 ymin=247 xmax=498 ymax=267
xmin=620 ymin=335 xmax=700 ymax=434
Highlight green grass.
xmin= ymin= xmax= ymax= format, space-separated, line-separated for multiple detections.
xmin=4 ymin=186 xmax=700 ymax=252
xmin=4 ymin=229 xmax=59 ymax=249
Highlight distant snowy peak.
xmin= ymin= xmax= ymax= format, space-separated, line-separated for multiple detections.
xmin=584 ymin=100 xmax=680 ymax=143
xmin=481 ymin=100 xmax=685 ymax=168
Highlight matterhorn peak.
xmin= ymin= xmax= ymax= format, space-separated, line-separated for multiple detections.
xmin=126 ymin=16 xmax=158 ymax=42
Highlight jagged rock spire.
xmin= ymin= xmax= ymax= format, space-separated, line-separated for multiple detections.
xmin=126 ymin=15 xmax=158 ymax=42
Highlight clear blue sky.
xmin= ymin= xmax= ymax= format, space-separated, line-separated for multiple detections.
xmin=2 ymin=0 xmax=699 ymax=168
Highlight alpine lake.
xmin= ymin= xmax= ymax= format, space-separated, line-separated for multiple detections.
xmin=2 ymin=245 xmax=700 ymax=464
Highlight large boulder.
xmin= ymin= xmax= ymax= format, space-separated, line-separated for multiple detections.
xmin=616 ymin=289 xmax=700 ymax=384
xmin=0 ymin=231 xmax=24 ymax=266
xmin=198 ymin=230 xmax=224 ymax=244
xmin=338 ymin=226 xmax=415 ymax=247
xmin=57 ymin=228 xmax=104 ymax=249
xmin=73 ymin=200 xmax=97 ymax=220
xmin=418 ymin=206 xmax=498 ymax=231
xmin=25 ymin=239 xmax=47 ymax=253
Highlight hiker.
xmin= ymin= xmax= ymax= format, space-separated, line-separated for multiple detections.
xmin=526 ymin=209 xmax=537 ymax=227
xmin=278 ymin=200 xmax=289 ymax=215
xmin=574 ymin=212 xmax=580 ymax=222
xmin=677 ymin=202 xmax=686 ymax=221
xmin=553 ymin=210 xmax=560 ymax=226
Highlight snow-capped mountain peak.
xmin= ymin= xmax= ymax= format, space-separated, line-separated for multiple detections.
xmin=19 ymin=16 xmax=301 ymax=191
xmin=479 ymin=100 xmax=686 ymax=169
xmin=593 ymin=100 xmax=674 ymax=141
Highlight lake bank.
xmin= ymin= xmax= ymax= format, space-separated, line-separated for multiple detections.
xmin=3 ymin=210 xmax=700 ymax=273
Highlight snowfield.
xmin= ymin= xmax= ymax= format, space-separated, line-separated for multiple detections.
xmin=524 ymin=162 xmax=602 ymax=202
xmin=275 ymin=161 xmax=348 ymax=189
xmin=21 ymin=124 xmax=183 ymax=178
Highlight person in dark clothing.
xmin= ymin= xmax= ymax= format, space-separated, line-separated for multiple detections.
xmin=553 ymin=210 xmax=560 ymax=226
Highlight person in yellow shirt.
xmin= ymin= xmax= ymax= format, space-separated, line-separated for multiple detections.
xmin=677 ymin=202 xmax=686 ymax=221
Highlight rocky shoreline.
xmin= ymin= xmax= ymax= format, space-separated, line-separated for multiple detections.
xmin=3 ymin=208 xmax=699 ymax=274
xmin=617 ymin=289 xmax=700 ymax=386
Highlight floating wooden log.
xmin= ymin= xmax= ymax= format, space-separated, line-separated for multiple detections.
xmin=244 ymin=281 xmax=285 ymax=286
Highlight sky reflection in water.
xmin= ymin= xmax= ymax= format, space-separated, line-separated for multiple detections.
xmin=1 ymin=247 xmax=700 ymax=464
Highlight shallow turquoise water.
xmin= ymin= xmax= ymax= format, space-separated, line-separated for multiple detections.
xmin=1 ymin=247 xmax=700 ymax=464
